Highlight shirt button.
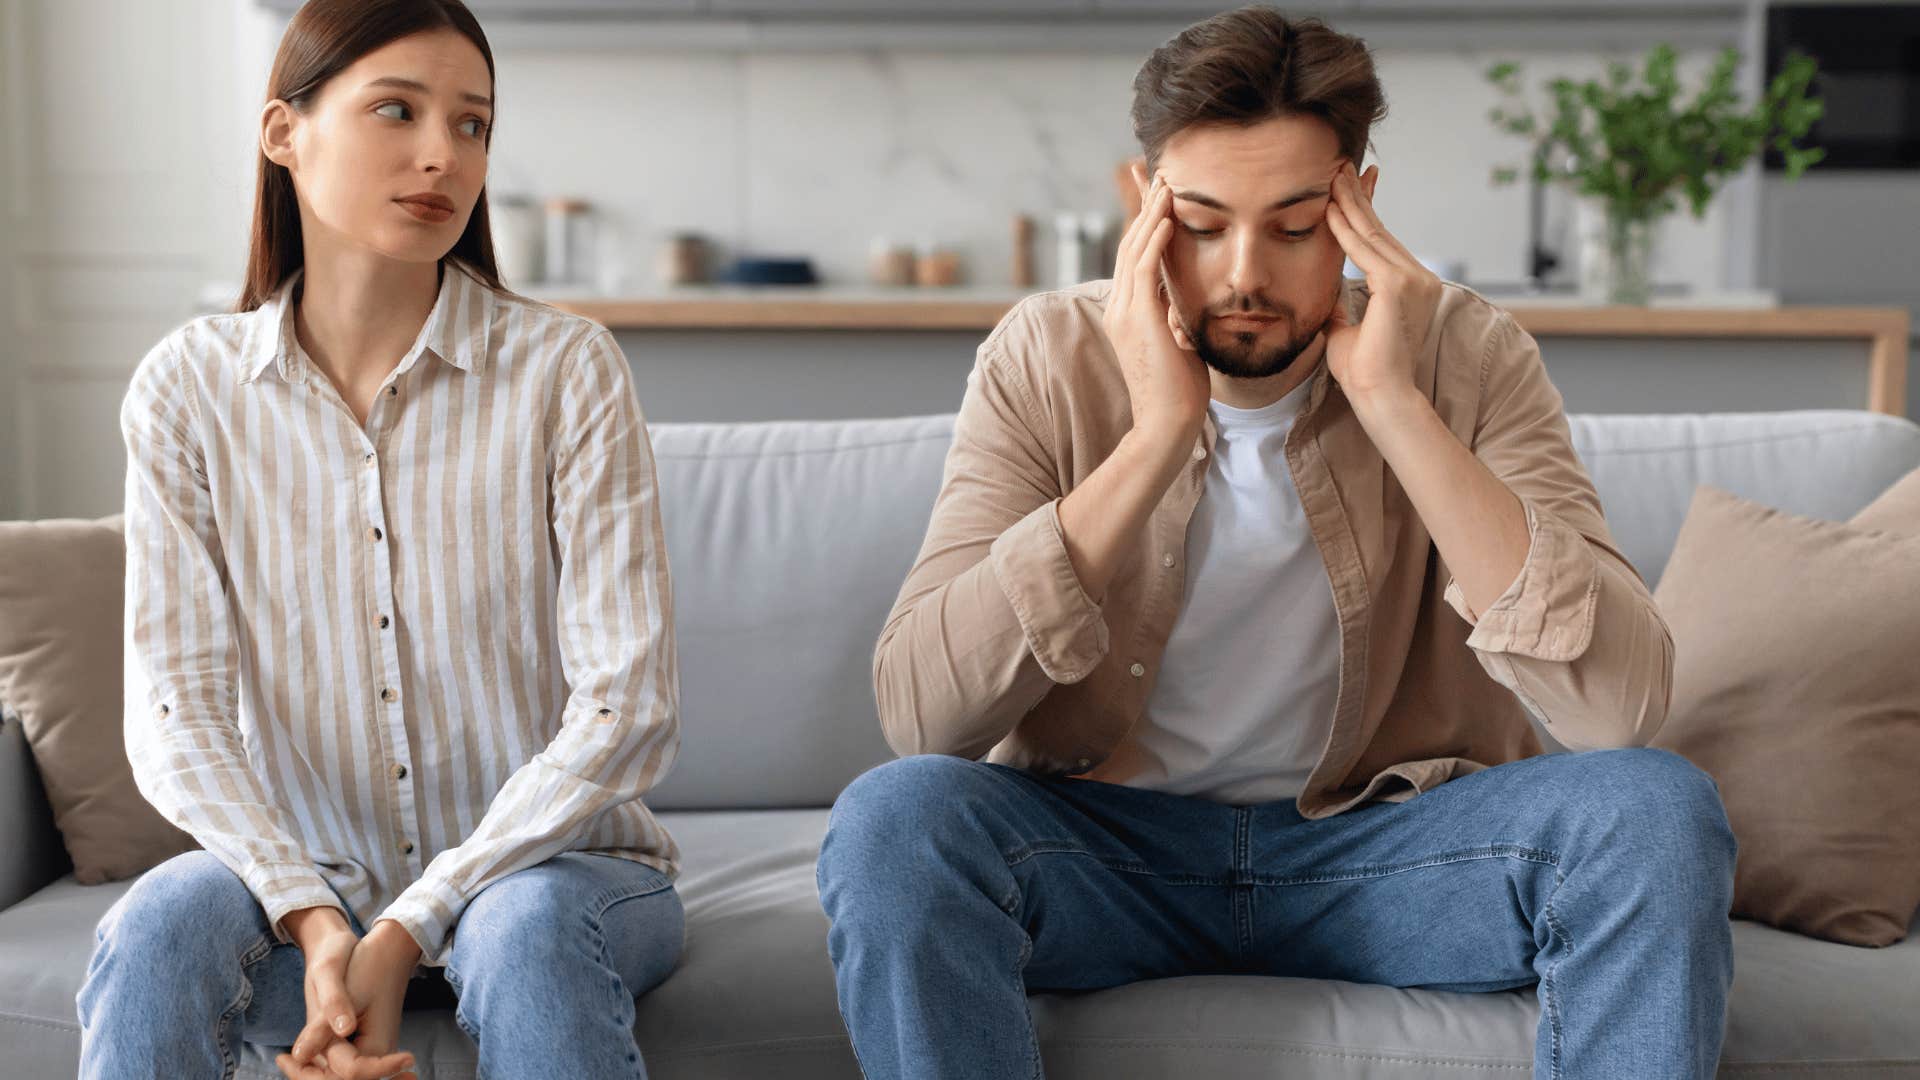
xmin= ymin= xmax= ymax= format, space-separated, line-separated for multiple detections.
xmin=1075 ymin=757 xmax=1091 ymax=770
xmin=1129 ymin=662 xmax=1146 ymax=677
xmin=1162 ymin=553 xmax=1176 ymax=568
xmin=385 ymin=385 xmax=398 ymax=397
xmin=363 ymin=452 xmax=375 ymax=466
xmin=367 ymin=526 xmax=383 ymax=543
xmin=1192 ymin=444 xmax=1207 ymax=461
xmin=400 ymin=840 xmax=415 ymax=855
xmin=380 ymin=687 xmax=399 ymax=703
xmin=378 ymin=614 xmax=390 ymax=629
xmin=156 ymin=704 xmax=170 ymax=717
xmin=392 ymin=763 xmax=408 ymax=781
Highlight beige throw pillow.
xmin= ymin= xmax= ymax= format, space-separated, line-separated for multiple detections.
xmin=0 ymin=517 xmax=194 ymax=883
xmin=1651 ymin=486 xmax=1920 ymax=946
xmin=1850 ymin=464 xmax=1920 ymax=536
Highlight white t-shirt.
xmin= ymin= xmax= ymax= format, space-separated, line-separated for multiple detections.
xmin=1125 ymin=377 xmax=1343 ymax=805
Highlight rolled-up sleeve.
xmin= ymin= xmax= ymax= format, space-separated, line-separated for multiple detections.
xmin=873 ymin=331 xmax=1107 ymax=761
xmin=1441 ymin=314 xmax=1673 ymax=750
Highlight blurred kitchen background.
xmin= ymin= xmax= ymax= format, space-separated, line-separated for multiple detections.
xmin=1 ymin=0 xmax=1916 ymax=519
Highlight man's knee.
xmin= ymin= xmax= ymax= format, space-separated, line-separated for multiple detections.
xmin=1573 ymin=748 xmax=1736 ymax=889
xmin=818 ymin=755 xmax=1007 ymax=903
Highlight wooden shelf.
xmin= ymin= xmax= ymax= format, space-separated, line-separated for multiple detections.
xmin=547 ymin=292 xmax=1025 ymax=332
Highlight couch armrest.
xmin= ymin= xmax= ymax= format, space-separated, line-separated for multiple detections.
xmin=0 ymin=705 xmax=71 ymax=910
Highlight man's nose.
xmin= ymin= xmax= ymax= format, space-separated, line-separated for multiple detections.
xmin=1225 ymin=235 xmax=1271 ymax=297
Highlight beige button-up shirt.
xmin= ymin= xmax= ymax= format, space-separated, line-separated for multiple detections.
xmin=121 ymin=264 xmax=678 ymax=964
xmin=874 ymin=277 xmax=1672 ymax=818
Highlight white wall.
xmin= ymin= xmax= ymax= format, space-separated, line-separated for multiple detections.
xmin=481 ymin=43 xmax=1729 ymax=292
xmin=1 ymin=1 xmax=1746 ymax=520
xmin=1 ymin=0 xmax=275 ymax=520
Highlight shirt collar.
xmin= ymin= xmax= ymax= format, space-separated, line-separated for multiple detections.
xmin=239 ymin=261 xmax=494 ymax=385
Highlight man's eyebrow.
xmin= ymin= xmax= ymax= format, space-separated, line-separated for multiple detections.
xmin=1173 ymin=185 xmax=1330 ymax=213
xmin=365 ymin=75 xmax=492 ymax=108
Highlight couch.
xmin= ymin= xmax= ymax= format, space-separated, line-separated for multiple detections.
xmin=4 ymin=407 xmax=1919 ymax=1079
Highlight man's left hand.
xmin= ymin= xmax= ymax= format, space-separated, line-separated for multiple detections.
xmin=1323 ymin=160 xmax=1444 ymax=406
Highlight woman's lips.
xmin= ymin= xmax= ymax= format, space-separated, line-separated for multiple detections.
xmin=395 ymin=199 xmax=455 ymax=224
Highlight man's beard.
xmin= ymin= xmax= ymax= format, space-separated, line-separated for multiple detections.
xmin=1182 ymin=288 xmax=1336 ymax=380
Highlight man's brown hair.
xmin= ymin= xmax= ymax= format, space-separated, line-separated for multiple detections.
xmin=1130 ymin=5 xmax=1387 ymax=171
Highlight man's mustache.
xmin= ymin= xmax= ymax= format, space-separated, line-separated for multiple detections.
xmin=1205 ymin=293 xmax=1289 ymax=320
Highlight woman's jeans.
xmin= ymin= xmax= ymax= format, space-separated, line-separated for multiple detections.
xmin=817 ymin=747 xmax=1737 ymax=1080
xmin=76 ymin=850 xmax=684 ymax=1079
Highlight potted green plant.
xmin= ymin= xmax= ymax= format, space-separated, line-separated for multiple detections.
xmin=1487 ymin=43 xmax=1824 ymax=305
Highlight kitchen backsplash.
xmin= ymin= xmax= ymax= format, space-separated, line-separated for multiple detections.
xmin=479 ymin=43 xmax=1731 ymax=293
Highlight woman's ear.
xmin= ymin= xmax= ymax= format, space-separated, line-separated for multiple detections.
xmin=1360 ymin=163 xmax=1379 ymax=202
xmin=260 ymin=99 xmax=298 ymax=169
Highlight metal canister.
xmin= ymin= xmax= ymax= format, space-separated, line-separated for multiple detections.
xmin=543 ymin=197 xmax=593 ymax=285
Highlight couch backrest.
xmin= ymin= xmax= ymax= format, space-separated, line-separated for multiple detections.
xmin=646 ymin=408 xmax=1920 ymax=811
xmin=644 ymin=415 xmax=954 ymax=810
xmin=1571 ymin=410 xmax=1920 ymax=585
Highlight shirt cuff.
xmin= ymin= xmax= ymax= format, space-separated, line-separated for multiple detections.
xmin=379 ymin=881 xmax=462 ymax=967
xmin=249 ymin=863 xmax=347 ymax=946
xmin=1443 ymin=500 xmax=1600 ymax=662
xmin=988 ymin=499 xmax=1109 ymax=683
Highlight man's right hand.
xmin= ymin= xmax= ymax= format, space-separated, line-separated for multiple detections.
xmin=1103 ymin=165 xmax=1211 ymax=447
xmin=1058 ymin=166 xmax=1216 ymax=603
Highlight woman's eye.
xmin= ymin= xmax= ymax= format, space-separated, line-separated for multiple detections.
xmin=1282 ymin=228 xmax=1317 ymax=241
xmin=1180 ymin=223 xmax=1222 ymax=238
xmin=374 ymin=101 xmax=409 ymax=121
xmin=460 ymin=117 xmax=488 ymax=138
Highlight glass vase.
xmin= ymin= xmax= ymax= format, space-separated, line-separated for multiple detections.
xmin=1576 ymin=200 xmax=1659 ymax=305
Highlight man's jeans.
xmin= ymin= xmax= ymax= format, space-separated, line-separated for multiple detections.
xmin=76 ymin=850 xmax=684 ymax=1079
xmin=817 ymin=747 xmax=1737 ymax=1080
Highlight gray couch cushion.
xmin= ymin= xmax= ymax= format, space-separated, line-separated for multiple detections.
xmin=5 ymin=810 xmax=1917 ymax=1079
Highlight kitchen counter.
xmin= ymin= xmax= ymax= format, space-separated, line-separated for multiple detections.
xmin=539 ymin=286 xmax=1910 ymax=415
xmin=538 ymin=285 xmax=1032 ymax=332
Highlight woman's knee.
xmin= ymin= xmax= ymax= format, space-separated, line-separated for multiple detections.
xmin=450 ymin=855 xmax=677 ymax=986
xmin=96 ymin=851 xmax=265 ymax=957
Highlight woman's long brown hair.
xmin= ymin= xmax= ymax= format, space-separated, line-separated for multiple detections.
xmin=236 ymin=0 xmax=502 ymax=312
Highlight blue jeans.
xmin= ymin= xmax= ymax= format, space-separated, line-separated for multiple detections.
xmin=817 ymin=747 xmax=1736 ymax=1080
xmin=76 ymin=850 xmax=684 ymax=1079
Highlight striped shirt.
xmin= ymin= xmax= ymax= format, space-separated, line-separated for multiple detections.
xmin=120 ymin=262 xmax=678 ymax=965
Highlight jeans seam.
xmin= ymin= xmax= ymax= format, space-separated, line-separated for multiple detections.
xmin=587 ymin=868 xmax=676 ymax=919
xmin=445 ymin=963 xmax=484 ymax=1053
xmin=1540 ymin=870 xmax=1574 ymax=1080
xmin=1016 ymin=918 xmax=1041 ymax=1080
xmin=1001 ymin=843 xmax=1155 ymax=876
xmin=1251 ymin=844 xmax=1562 ymax=887
xmin=581 ymin=901 xmax=646 ymax=1079
xmin=1233 ymin=807 xmax=1254 ymax=959
xmin=222 ymin=933 xmax=276 ymax=1080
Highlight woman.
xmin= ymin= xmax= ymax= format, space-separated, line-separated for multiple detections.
xmin=76 ymin=2 xmax=684 ymax=1078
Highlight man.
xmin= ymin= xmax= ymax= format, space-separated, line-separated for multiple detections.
xmin=816 ymin=6 xmax=1735 ymax=1079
